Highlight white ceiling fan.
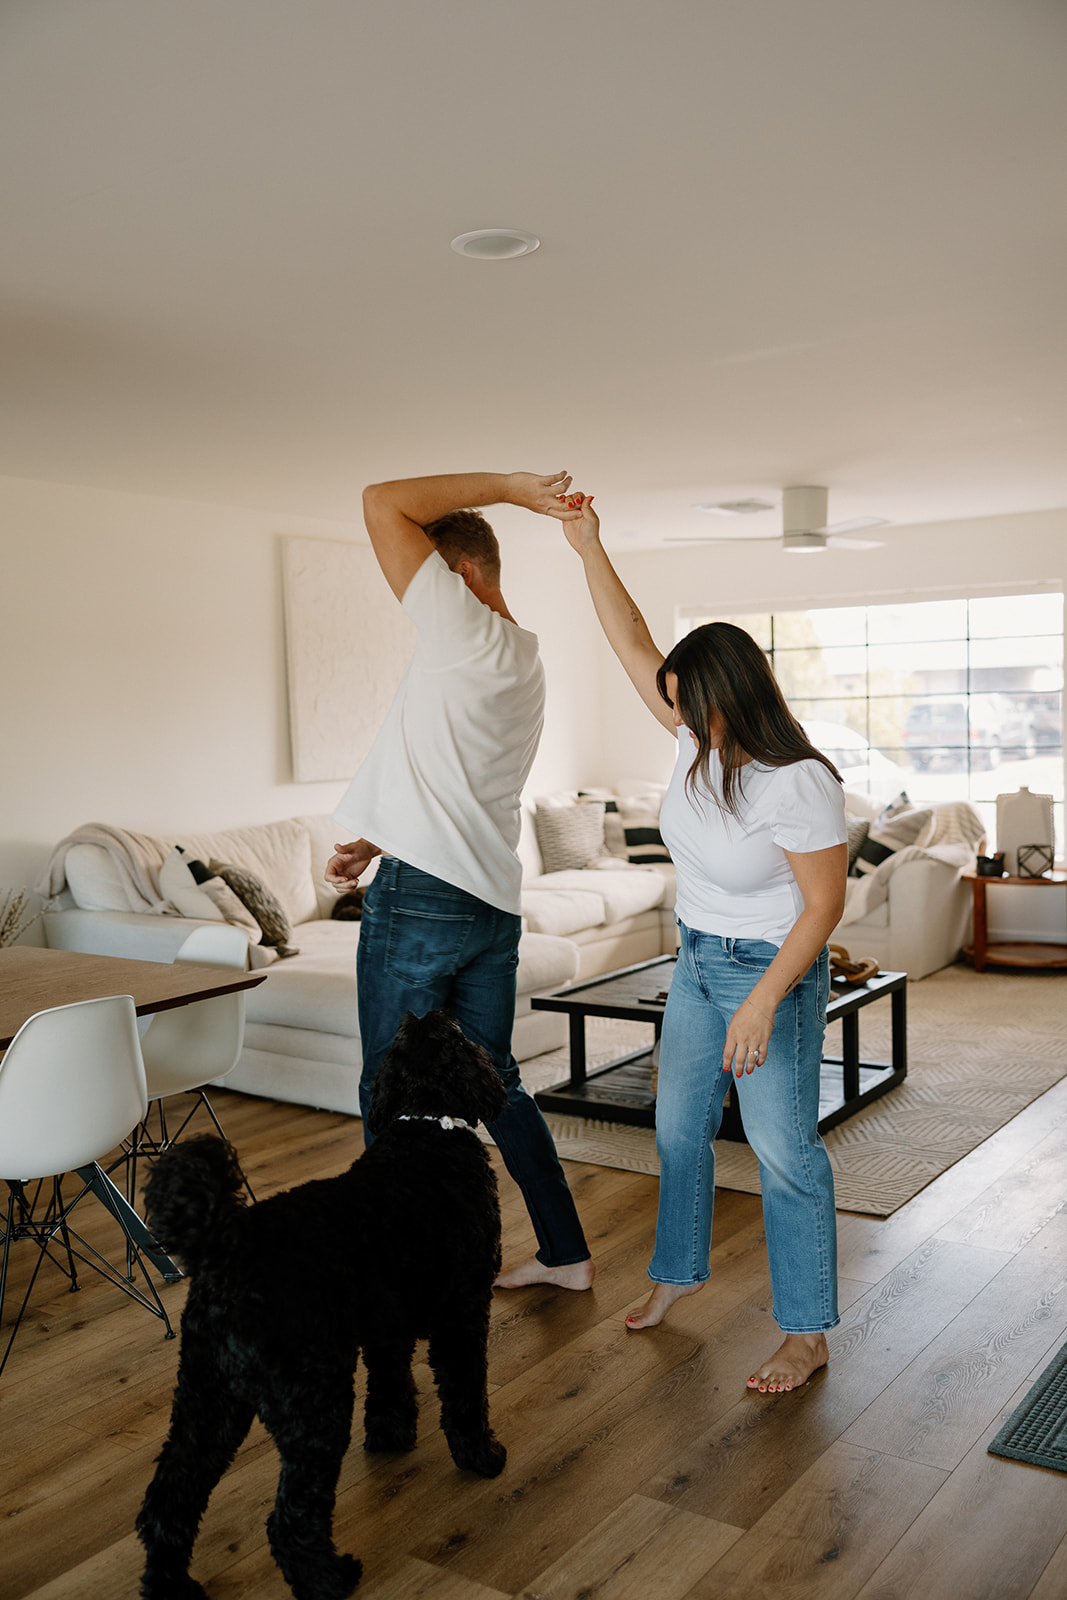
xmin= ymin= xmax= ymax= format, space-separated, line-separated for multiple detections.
xmin=666 ymin=486 xmax=889 ymax=554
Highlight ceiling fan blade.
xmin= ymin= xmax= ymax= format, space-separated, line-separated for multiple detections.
xmin=664 ymin=533 xmax=781 ymax=544
xmin=823 ymin=516 xmax=890 ymax=535
xmin=825 ymin=534 xmax=886 ymax=550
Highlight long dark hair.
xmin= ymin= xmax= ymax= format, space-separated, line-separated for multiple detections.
xmin=656 ymin=622 xmax=842 ymax=816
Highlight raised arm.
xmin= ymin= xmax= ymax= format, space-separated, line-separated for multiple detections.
xmin=362 ymin=470 xmax=580 ymax=600
xmin=560 ymin=494 xmax=674 ymax=733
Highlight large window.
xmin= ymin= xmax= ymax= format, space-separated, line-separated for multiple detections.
xmin=680 ymin=591 xmax=1064 ymax=856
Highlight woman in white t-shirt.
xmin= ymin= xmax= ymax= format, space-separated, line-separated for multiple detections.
xmin=561 ymin=492 xmax=847 ymax=1393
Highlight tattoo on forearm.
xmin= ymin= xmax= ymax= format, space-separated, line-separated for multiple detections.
xmin=785 ymin=973 xmax=801 ymax=995
xmin=628 ymin=604 xmax=641 ymax=624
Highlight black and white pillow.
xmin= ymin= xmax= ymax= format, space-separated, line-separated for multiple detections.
xmin=846 ymin=815 xmax=871 ymax=876
xmin=209 ymin=859 xmax=299 ymax=955
xmin=852 ymin=793 xmax=931 ymax=876
xmin=591 ymin=796 xmax=671 ymax=866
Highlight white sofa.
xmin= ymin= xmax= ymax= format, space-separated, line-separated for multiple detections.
xmin=40 ymin=810 xmax=677 ymax=1116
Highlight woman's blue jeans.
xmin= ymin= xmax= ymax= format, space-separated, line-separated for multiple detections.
xmin=356 ymin=857 xmax=590 ymax=1268
xmin=651 ymin=922 xmax=839 ymax=1333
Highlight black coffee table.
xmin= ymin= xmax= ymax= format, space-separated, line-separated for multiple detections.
xmin=531 ymin=954 xmax=907 ymax=1140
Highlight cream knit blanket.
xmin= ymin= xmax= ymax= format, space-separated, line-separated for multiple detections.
xmin=36 ymin=823 xmax=172 ymax=914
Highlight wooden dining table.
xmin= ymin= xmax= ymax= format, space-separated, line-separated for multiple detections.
xmin=0 ymin=945 xmax=267 ymax=1281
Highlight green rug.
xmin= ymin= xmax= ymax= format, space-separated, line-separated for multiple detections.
xmin=988 ymin=1340 xmax=1067 ymax=1473
xmin=516 ymin=963 xmax=1067 ymax=1218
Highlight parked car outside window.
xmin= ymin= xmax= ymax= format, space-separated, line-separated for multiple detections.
xmin=902 ymin=697 xmax=1033 ymax=771
xmin=801 ymin=721 xmax=905 ymax=798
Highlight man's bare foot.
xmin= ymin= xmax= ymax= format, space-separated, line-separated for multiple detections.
xmin=746 ymin=1332 xmax=828 ymax=1392
xmin=493 ymin=1257 xmax=596 ymax=1291
xmin=624 ymin=1280 xmax=705 ymax=1330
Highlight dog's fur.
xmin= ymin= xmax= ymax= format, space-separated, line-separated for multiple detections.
xmin=136 ymin=1009 xmax=509 ymax=1600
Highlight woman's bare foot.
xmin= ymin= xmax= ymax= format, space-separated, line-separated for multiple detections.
xmin=493 ymin=1256 xmax=596 ymax=1291
xmin=624 ymin=1280 xmax=705 ymax=1330
xmin=746 ymin=1332 xmax=828 ymax=1392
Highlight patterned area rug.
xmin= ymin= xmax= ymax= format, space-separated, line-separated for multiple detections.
xmin=516 ymin=965 xmax=1067 ymax=1218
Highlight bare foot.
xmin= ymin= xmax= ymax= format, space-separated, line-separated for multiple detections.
xmin=493 ymin=1256 xmax=596 ymax=1291
xmin=625 ymin=1280 xmax=705 ymax=1330
xmin=746 ymin=1332 xmax=828 ymax=1392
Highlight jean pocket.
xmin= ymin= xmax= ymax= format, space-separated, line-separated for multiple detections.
xmin=384 ymin=906 xmax=476 ymax=985
xmin=727 ymin=938 xmax=778 ymax=972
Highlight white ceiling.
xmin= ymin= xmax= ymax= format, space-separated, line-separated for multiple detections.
xmin=2 ymin=0 xmax=1066 ymax=549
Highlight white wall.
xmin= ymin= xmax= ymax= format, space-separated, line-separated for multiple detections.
xmin=0 ymin=475 xmax=591 ymax=908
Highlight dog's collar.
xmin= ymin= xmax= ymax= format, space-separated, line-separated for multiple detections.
xmin=396 ymin=1114 xmax=476 ymax=1133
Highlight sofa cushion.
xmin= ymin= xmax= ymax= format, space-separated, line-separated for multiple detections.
xmin=520 ymin=886 xmax=607 ymax=937
xmin=246 ymin=920 xmax=360 ymax=1033
xmin=516 ymin=931 xmax=581 ymax=993
xmin=523 ymin=868 xmax=666 ymax=925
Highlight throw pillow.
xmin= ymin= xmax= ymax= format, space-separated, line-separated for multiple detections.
xmin=616 ymin=801 xmax=671 ymax=865
xmin=846 ymin=815 xmax=871 ymax=875
xmin=852 ymin=799 xmax=932 ymax=876
xmin=198 ymin=876 xmax=262 ymax=935
xmin=592 ymin=794 xmax=672 ymax=866
xmin=210 ymin=860 xmax=299 ymax=955
xmin=158 ymin=847 xmax=226 ymax=922
xmin=533 ymin=802 xmax=607 ymax=873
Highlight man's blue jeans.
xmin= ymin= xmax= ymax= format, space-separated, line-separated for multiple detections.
xmin=356 ymin=857 xmax=590 ymax=1267
xmin=650 ymin=922 xmax=839 ymax=1333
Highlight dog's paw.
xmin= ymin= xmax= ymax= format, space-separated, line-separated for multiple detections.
xmin=336 ymin=1554 xmax=362 ymax=1594
xmin=141 ymin=1576 xmax=210 ymax=1600
xmin=363 ymin=1422 xmax=417 ymax=1454
xmin=453 ymin=1434 xmax=507 ymax=1478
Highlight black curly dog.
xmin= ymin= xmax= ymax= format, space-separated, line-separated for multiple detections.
xmin=136 ymin=1009 xmax=509 ymax=1600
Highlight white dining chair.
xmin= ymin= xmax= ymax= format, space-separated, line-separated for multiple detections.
xmin=123 ymin=923 xmax=255 ymax=1209
xmin=0 ymin=993 xmax=175 ymax=1378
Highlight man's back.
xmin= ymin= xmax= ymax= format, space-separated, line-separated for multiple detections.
xmin=333 ymin=553 xmax=544 ymax=913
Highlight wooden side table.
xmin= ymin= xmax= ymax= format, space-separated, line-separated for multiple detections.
xmin=962 ymin=870 xmax=1067 ymax=972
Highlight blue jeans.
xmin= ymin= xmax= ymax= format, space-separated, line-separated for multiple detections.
xmin=356 ymin=857 xmax=590 ymax=1268
xmin=650 ymin=922 xmax=839 ymax=1333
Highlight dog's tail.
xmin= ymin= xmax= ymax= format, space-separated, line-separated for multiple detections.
xmin=142 ymin=1133 xmax=248 ymax=1274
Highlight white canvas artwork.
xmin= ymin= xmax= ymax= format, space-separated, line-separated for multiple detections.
xmin=282 ymin=535 xmax=415 ymax=783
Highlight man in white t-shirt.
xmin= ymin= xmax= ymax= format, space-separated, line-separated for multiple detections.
xmin=326 ymin=470 xmax=594 ymax=1291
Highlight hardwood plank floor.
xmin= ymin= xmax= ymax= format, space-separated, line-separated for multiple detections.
xmin=3 ymin=1075 xmax=1066 ymax=1600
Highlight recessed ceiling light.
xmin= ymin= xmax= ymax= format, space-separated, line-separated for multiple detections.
xmin=450 ymin=228 xmax=540 ymax=260
xmin=693 ymin=499 xmax=774 ymax=516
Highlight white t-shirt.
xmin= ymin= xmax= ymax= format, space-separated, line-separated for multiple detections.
xmin=333 ymin=552 xmax=544 ymax=915
xmin=660 ymin=733 xmax=847 ymax=946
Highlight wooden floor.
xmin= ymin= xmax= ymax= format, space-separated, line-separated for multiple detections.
xmin=3 ymin=1075 xmax=1067 ymax=1600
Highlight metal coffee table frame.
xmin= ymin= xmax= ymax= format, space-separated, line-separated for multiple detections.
xmin=531 ymin=955 xmax=907 ymax=1140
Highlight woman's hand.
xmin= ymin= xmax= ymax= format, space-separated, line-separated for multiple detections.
xmin=557 ymin=491 xmax=600 ymax=555
xmin=723 ymin=994 xmax=776 ymax=1077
